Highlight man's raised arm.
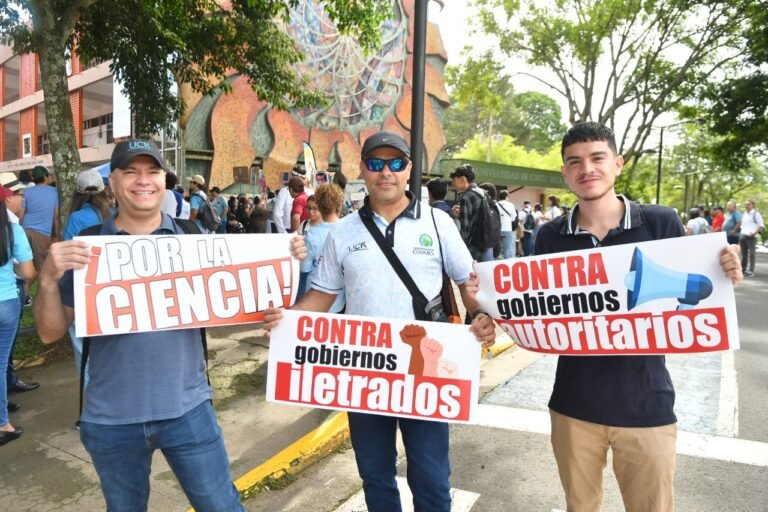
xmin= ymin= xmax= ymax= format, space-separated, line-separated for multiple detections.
xmin=33 ymin=240 xmax=91 ymax=343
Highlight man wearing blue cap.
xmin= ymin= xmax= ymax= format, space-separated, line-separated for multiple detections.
xmin=33 ymin=140 xmax=247 ymax=511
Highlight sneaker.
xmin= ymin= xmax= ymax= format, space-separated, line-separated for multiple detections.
xmin=745 ymin=271 xmax=754 ymax=277
xmin=75 ymin=421 xmax=80 ymax=430
xmin=24 ymin=295 xmax=32 ymax=307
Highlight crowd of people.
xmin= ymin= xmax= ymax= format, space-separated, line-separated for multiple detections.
xmin=0 ymin=123 xmax=757 ymax=512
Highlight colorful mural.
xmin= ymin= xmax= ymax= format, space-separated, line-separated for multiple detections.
xmin=180 ymin=0 xmax=450 ymax=192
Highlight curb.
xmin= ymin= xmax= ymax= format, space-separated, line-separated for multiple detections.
xmin=234 ymin=411 xmax=351 ymax=499
xmin=218 ymin=335 xmax=516 ymax=509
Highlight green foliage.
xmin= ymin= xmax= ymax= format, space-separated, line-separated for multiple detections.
xmin=456 ymin=134 xmax=562 ymax=171
xmin=694 ymin=2 xmax=768 ymax=168
xmin=474 ymin=0 xmax=748 ymax=167
xmin=446 ymin=51 xmax=506 ymax=120
xmin=444 ymin=52 xmax=565 ymax=155
xmin=507 ymin=92 xmax=566 ymax=153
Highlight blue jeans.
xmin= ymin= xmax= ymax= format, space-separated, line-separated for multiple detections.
xmin=217 ymin=219 xmax=227 ymax=234
xmin=0 ymin=297 xmax=21 ymax=427
xmin=80 ymin=401 xmax=243 ymax=512
xmin=522 ymin=232 xmax=534 ymax=256
xmin=5 ymin=279 xmax=24 ymax=389
xmin=501 ymin=231 xmax=516 ymax=259
xmin=348 ymin=412 xmax=451 ymax=512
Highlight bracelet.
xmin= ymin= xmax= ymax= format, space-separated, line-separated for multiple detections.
xmin=471 ymin=310 xmax=489 ymax=320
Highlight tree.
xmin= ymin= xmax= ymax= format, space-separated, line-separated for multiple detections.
xmin=695 ymin=2 xmax=767 ymax=168
xmin=507 ymin=91 xmax=566 ymax=153
xmin=0 ymin=0 xmax=388 ymax=224
xmin=444 ymin=56 xmax=564 ymax=155
xmin=475 ymin=0 xmax=749 ymax=171
xmin=456 ymin=134 xmax=562 ymax=171
xmin=445 ymin=51 xmax=506 ymax=162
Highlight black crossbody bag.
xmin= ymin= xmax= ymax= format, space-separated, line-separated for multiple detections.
xmin=360 ymin=209 xmax=448 ymax=322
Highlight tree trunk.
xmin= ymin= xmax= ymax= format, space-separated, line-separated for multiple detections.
xmin=33 ymin=4 xmax=83 ymax=232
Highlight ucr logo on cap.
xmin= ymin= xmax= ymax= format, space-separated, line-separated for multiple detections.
xmin=128 ymin=141 xmax=152 ymax=151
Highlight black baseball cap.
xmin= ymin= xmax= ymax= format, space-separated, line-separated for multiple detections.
xmin=361 ymin=131 xmax=410 ymax=158
xmin=111 ymin=139 xmax=166 ymax=172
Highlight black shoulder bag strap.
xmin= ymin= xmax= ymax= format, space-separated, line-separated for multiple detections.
xmin=170 ymin=218 xmax=211 ymax=385
xmin=77 ymin=224 xmax=103 ymax=418
xmin=359 ymin=213 xmax=431 ymax=319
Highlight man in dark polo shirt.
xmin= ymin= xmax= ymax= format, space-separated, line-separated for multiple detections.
xmin=33 ymin=140 xmax=246 ymax=511
xmin=535 ymin=122 xmax=743 ymax=512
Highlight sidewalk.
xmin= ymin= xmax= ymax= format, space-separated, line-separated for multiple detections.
xmin=0 ymin=317 xmax=514 ymax=512
xmin=0 ymin=323 xmax=336 ymax=511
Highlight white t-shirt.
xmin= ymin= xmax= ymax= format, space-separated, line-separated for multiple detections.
xmin=740 ymin=209 xmax=764 ymax=237
xmin=272 ymin=186 xmax=293 ymax=233
xmin=686 ymin=217 xmax=710 ymax=235
xmin=496 ymin=200 xmax=517 ymax=232
xmin=546 ymin=206 xmax=562 ymax=221
xmin=179 ymin=200 xmax=191 ymax=220
xmin=161 ymin=189 xmax=178 ymax=217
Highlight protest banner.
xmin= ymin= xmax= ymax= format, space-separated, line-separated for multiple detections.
xmin=73 ymin=234 xmax=298 ymax=337
xmin=267 ymin=310 xmax=481 ymax=423
xmin=474 ymin=232 xmax=739 ymax=355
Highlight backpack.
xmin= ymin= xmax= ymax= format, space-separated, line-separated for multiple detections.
xmin=523 ymin=209 xmax=536 ymax=231
xmin=195 ymin=191 xmax=221 ymax=232
xmin=470 ymin=189 xmax=502 ymax=251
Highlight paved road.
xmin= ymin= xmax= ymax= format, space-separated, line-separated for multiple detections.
xmin=249 ymin=252 xmax=768 ymax=511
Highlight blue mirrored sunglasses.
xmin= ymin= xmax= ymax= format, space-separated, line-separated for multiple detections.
xmin=364 ymin=158 xmax=409 ymax=172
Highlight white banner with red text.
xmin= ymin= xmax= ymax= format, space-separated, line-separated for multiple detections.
xmin=73 ymin=234 xmax=298 ymax=337
xmin=267 ymin=310 xmax=481 ymax=423
xmin=474 ymin=232 xmax=739 ymax=355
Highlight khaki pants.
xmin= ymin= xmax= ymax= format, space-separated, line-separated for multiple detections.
xmin=550 ymin=410 xmax=676 ymax=512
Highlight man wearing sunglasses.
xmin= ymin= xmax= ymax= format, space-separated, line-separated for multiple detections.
xmin=263 ymin=131 xmax=496 ymax=512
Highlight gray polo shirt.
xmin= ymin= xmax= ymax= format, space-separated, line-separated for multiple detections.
xmin=60 ymin=214 xmax=211 ymax=425
xmin=311 ymin=193 xmax=473 ymax=319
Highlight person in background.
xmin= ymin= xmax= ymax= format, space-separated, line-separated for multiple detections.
xmin=300 ymin=185 xmax=345 ymax=312
xmin=544 ymin=195 xmax=562 ymax=221
xmin=0 ymin=174 xmax=37 ymax=408
xmin=296 ymin=194 xmax=323 ymax=300
xmin=723 ymin=200 xmax=742 ymax=245
xmin=273 ymin=165 xmax=307 ymax=233
xmin=0 ymin=186 xmax=35 ymax=446
xmin=711 ymin=205 xmax=725 ymax=232
xmin=426 ymin=178 xmax=451 ymax=215
xmin=497 ymin=190 xmax=517 ymax=259
xmin=175 ymin=185 xmax=191 ymax=219
xmin=244 ymin=195 xmax=270 ymax=234
xmin=161 ymin=172 xmax=182 ymax=218
xmin=19 ymin=165 xmax=59 ymax=306
xmin=450 ymin=164 xmax=490 ymax=262
xmin=479 ymin=182 xmax=501 ymax=260
xmin=210 ymin=187 xmax=228 ymax=234
xmin=188 ymin=175 xmax=210 ymax=233
xmin=519 ymin=200 xmax=534 ymax=256
xmin=739 ymin=199 xmax=765 ymax=277
xmin=685 ymin=207 xmax=710 ymax=235
xmin=62 ymin=170 xmax=114 ymax=396
xmin=289 ymin=176 xmax=309 ymax=233
xmin=532 ymin=203 xmax=544 ymax=245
